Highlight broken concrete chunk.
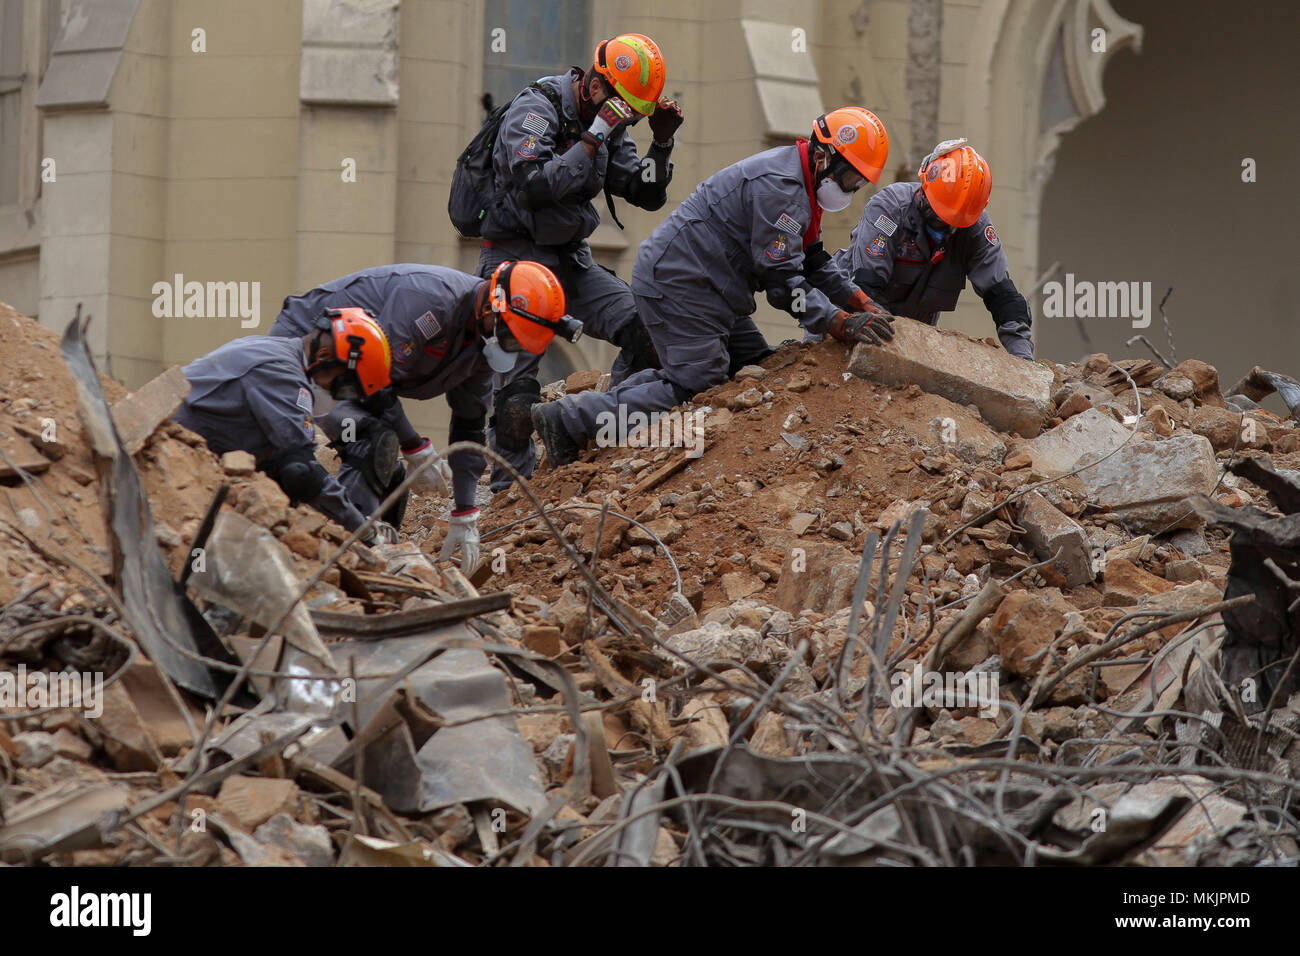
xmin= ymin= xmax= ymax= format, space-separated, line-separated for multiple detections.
xmin=216 ymin=775 xmax=300 ymax=831
xmin=727 ymin=387 xmax=764 ymax=410
xmin=12 ymin=731 xmax=57 ymax=768
xmin=95 ymin=681 xmax=164 ymax=771
xmin=679 ymin=697 xmax=731 ymax=751
xmin=1166 ymin=360 xmax=1224 ymax=406
xmin=1155 ymin=372 xmax=1196 ymax=402
xmin=1190 ymin=405 xmax=1257 ymax=451
xmin=720 ymin=571 xmax=765 ymax=602
xmin=1101 ymin=557 xmax=1174 ymax=607
xmin=1076 ymin=434 xmax=1217 ymax=532
xmin=848 ymin=320 xmax=1054 ymax=436
xmin=522 ymin=624 xmax=564 ymax=657
xmin=1026 ymin=408 xmax=1130 ymax=475
xmin=111 ymin=365 xmax=191 ymax=454
xmin=253 ymin=813 xmax=335 ymax=867
xmin=1056 ymin=383 xmax=1115 ymax=420
xmin=960 ymin=490 xmax=995 ymax=525
xmin=0 ymin=782 xmax=130 ymax=864
xmin=991 ymin=590 xmax=1068 ymax=679
xmin=876 ymin=498 xmax=930 ymax=531
xmin=789 ymin=512 xmax=818 ymax=535
xmin=221 ymin=450 xmax=257 ymax=475
xmin=564 ymin=369 xmax=602 ymax=394
xmin=1017 ymin=492 xmax=1094 ymax=587
xmin=660 ymin=622 xmax=769 ymax=671
xmin=772 ymin=541 xmax=858 ymax=615
xmin=626 ymin=516 xmax=682 ymax=546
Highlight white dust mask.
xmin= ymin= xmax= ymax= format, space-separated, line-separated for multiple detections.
xmin=482 ymin=336 xmax=519 ymax=373
xmin=816 ymin=178 xmax=854 ymax=212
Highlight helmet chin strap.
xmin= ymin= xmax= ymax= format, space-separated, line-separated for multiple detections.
xmin=473 ymin=281 xmax=493 ymax=336
xmin=303 ymin=331 xmax=330 ymax=378
xmin=577 ymin=69 xmax=598 ymax=124
xmin=916 ymin=194 xmax=945 ymax=231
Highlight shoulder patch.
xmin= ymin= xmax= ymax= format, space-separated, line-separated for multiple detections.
xmin=775 ymin=213 xmax=801 ymax=235
xmin=984 ymin=224 xmax=999 ymax=245
xmin=521 ymin=111 xmax=549 ymax=136
xmin=415 ymin=311 xmax=442 ymax=341
xmin=516 ymin=134 xmax=539 ymax=159
xmin=296 ymin=386 xmax=313 ymax=412
xmin=866 ymin=234 xmax=888 ymax=258
xmin=874 ymin=214 xmax=897 ymax=237
xmin=303 ymin=417 xmax=314 ymax=438
xmin=765 ymin=234 xmax=791 ymax=261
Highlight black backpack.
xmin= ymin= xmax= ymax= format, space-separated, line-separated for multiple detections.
xmin=448 ymin=80 xmax=623 ymax=239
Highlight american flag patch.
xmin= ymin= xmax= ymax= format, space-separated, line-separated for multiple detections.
xmin=521 ymin=111 xmax=549 ymax=136
xmin=296 ymin=386 xmax=313 ymax=412
xmin=775 ymin=213 xmax=801 ymax=234
xmin=874 ymin=214 xmax=897 ymax=236
xmin=415 ymin=310 xmax=441 ymax=340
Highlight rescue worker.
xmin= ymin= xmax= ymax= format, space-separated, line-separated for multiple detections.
xmin=474 ymin=32 xmax=683 ymax=491
xmin=531 ymin=107 xmax=897 ymax=467
xmin=831 ymin=138 xmax=1034 ymax=359
xmin=267 ymin=261 xmax=580 ymax=570
xmin=174 ymin=308 xmax=400 ymax=547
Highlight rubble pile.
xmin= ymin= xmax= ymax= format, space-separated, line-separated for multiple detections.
xmin=4 ymin=299 xmax=1300 ymax=866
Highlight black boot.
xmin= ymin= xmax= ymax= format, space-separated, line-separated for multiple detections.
xmin=369 ymin=424 xmax=400 ymax=488
xmin=530 ymin=402 xmax=582 ymax=467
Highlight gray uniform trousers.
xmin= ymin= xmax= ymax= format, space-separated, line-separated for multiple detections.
xmin=553 ymin=292 xmax=772 ymax=441
xmin=477 ymin=241 xmax=644 ymax=491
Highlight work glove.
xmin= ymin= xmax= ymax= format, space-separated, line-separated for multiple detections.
xmin=648 ymin=97 xmax=683 ymax=146
xmin=586 ymin=97 xmax=636 ymax=143
xmin=362 ymin=520 xmax=399 ymax=546
xmin=439 ymin=507 xmax=481 ymax=573
xmin=402 ymin=438 xmax=452 ymax=496
xmin=830 ymin=309 xmax=896 ymax=347
xmin=847 ymin=288 xmax=888 ymax=316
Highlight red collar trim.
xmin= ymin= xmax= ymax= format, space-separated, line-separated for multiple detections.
xmin=795 ymin=139 xmax=823 ymax=246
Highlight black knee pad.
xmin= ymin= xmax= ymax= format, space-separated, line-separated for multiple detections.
xmin=335 ymin=426 xmax=396 ymax=497
xmin=273 ymin=458 xmax=327 ymax=504
xmin=492 ymin=377 xmax=542 ymax=453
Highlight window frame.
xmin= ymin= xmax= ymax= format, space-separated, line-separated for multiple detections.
xmin=0 ymin=0 xmax=60 ymax=255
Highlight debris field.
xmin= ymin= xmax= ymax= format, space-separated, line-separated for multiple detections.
xmin=4 ymin=298 xmax=1300 ymax=867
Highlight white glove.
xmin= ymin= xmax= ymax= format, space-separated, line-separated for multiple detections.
xmin=362 ymin=520 xmax=399 ymax=546
xmin=439 ymin=508 xmax=481 ymax=572
xmin=403 ymin=438 xmax=452 ymax=496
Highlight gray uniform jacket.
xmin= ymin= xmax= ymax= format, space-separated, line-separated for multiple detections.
xmin=633 ymin=145 xmax=856 ymax=336
xmin=482 ymin=68 xmax=673 ymax=259
xmin=269 ymin=264 xmax=492 ymax=508
xmin=834 ymin=181 xmax=1033 ymax=358
xmin=173 ymin=335 xmax=367 ymax=531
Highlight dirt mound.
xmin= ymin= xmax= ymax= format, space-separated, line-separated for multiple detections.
xmin=0 ymin=302 xmax=345 ymax=606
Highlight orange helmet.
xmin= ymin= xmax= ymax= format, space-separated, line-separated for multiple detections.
xmin=488 ymin=261 xmax=580 ymax=354
xmin=812 ymin=107 xmax=890 ymax=185
xmin=311 ymin=307 xmax=392 ymax=396
xmin=593 ymin=33 xmax=666 ymax=116
xmin=918 ymin=139 xmax=992 ymax=229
